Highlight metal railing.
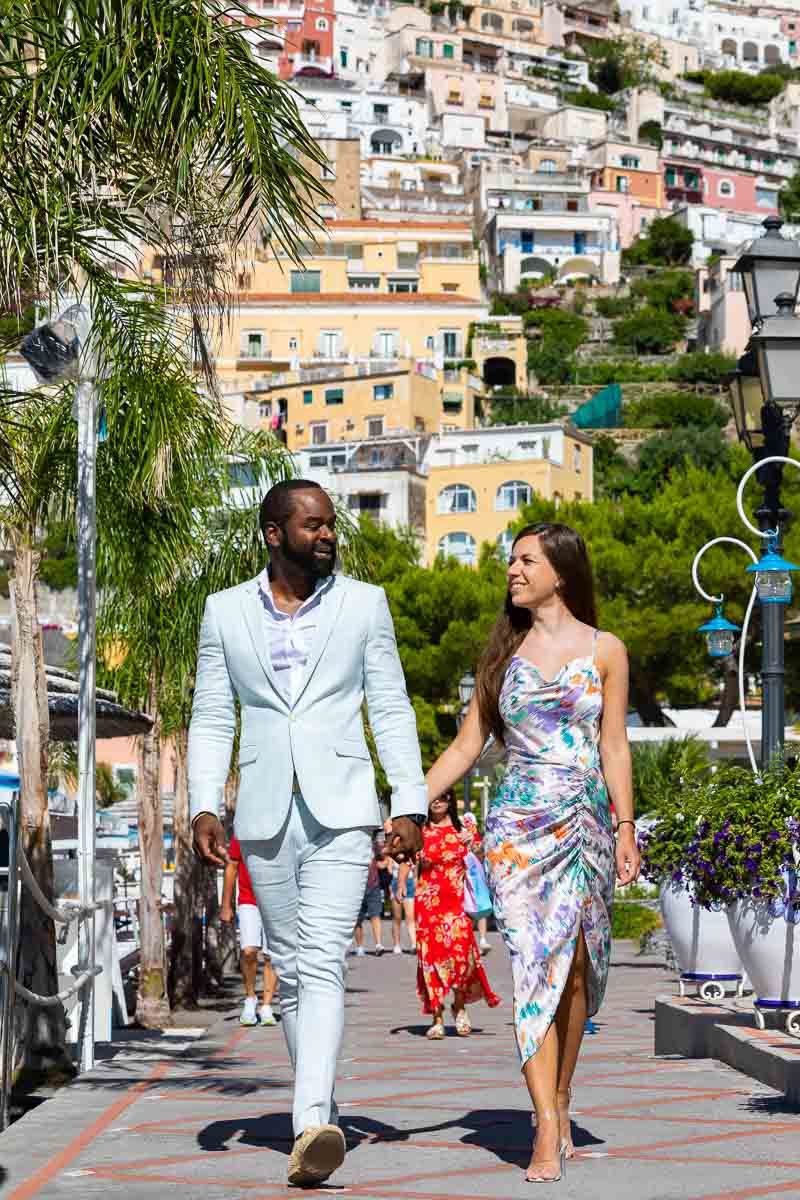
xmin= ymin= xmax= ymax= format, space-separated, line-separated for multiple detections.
xmin=0 ymin=794 xmax=104 ymax=1130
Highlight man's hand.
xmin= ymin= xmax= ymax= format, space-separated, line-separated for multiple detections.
xmin=385 ymin=816 xmax=423 ymax=863
xmin=193 ymin=813 xmax=229 ymax=868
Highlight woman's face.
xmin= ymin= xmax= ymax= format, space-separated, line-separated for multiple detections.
xmin=429 ymin=795 xmax=450 ymax=820
xmin=506 ymin=534 xmax=561 ymax=610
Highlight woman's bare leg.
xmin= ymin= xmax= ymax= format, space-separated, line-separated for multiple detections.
xmin=391 ymin=897 xmax=402 ymax=949
xmin=521 ymin=1020 xmax=561 ymax=1180
xmin=403 ymin=897 xmax=416 ymax=949
xmin=554 ymin=929 xmax=589 ymax=1157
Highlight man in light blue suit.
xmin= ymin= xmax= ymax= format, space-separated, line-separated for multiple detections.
xmin=190 ymin=480 xmax=427 ymax=1188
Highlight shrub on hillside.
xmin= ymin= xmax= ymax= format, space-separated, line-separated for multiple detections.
xmin=670 ymin=350 xmax=736 ymax=384
xmin=613 ymin=306 xmax=686 ymax=354
xmin=595 ymin=295 xmax=631 ymax=318
xmin=624 ymin=390 xmax=728 ymax=430
xmin=631 ymin=269 xmax=694 ymax=312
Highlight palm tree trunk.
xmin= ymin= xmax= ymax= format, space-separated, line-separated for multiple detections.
xmin=10 ymin=539 xmax=69 ymax=1075
xmin=203 ymin=864 xmax=224 ymax=995
xmin=135 ymin=675 xmax=170 ymax=1028
xmin=218 ymin=770 xmax=238 ymax=978
xmin=168 ymin=728 xmax=198 ymax=1009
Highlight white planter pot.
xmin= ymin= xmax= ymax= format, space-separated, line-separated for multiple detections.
xmin=659 ymin=883 xmax=743 ymax=999
xmin=727 ymin=899 xmax=800 ymax=1034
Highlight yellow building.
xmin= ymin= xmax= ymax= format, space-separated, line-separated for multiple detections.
xmin=242 ymin=364 xmax=460 ymax=452
xmin=243 ymin=220 xmax=481 ymax=301
xmin=425 ymin=424 xmax=592 ymax=565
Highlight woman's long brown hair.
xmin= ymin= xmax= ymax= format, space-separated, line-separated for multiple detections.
xmin=476 ymin=523 xmax=598 ymax=744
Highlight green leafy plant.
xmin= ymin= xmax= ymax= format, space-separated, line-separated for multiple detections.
xmin=595 ymin=295 xmax=631 ymax=318
xmin=631 ymin=737 xmax=709 ymax=816
xmin=611 ymin=902 xmax=661 ymax=943
xmin=638 ymin=119 xmax=663 ymax=149
xmin=638 ymin=765 xmax=800 ymax=908
xmin=613 ymin=306 xmax=686 ymax=354
xmin=623 ymin=218 xmax=694 ymax=267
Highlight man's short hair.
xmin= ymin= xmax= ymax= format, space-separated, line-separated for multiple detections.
xmin=259 ymin=479 xmax=325 ymax=539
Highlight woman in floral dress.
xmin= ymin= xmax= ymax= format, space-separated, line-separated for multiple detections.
xmin=415 ymin=790 xmax=500 ymax=1039
xmin=426 ymin=523 xmax=639 ymax=1183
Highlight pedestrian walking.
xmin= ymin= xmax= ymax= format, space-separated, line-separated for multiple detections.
xmin=190 ymin=480 xmax=426 ymax=1187
xmin=353 ymin=833 xmax=386 ymax=956
xmin=220 ymin=835 xmax=278 ymax=1026
xmin=461 ymin=811 xmax=492 ymax=955
xmin=390 ymin=856 xmax=417 ymax=954
xmin=415 ymin=790 xmax=500 ymax=1039
xmin=425 ymin=523 xmax=639 ymax=1183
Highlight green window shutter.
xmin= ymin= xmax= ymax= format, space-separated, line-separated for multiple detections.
xmin=303 ymin=390 xmax=313 ymax=404
xmin=325 ymin=388 xmax=344 ymax=404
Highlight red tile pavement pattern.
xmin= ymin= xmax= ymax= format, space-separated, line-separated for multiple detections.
xmin=1 ymin=940 xmax=798 ymax=1200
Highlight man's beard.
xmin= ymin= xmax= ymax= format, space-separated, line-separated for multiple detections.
xmin=280 ymin=529 xmax=336 ymax=578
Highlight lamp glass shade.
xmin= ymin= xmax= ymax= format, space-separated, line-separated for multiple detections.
xmin=733 ymin=217 xmax=800 ymax=324
xmin=706 ymin=629 xmax=735 ymax=657
xmin=755 ymin=571 xmax=792 ymax=603
xmin=743 ymin=263 xmax=800 ymax=325
xmin=697 ymin=608 xmax=740 ymax=659
xmin=746 ymin=546 xmax=800 ymax=605
xmin=728 ymin=363 xmax=765 ymax=449
xmin=458 ymin=672 xmax=476 ymax=706
xmin=754 ymin=337 xmax=800 ymax=408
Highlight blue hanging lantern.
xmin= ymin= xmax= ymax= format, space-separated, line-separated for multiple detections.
xmin=745 ymin=538 xmax=800 ymax=604
xmin=698 ymin=605 xmax=741 ymax=658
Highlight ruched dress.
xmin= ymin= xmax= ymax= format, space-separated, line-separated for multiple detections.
xmin=484 ymin=635 xmax=614 ymax=1066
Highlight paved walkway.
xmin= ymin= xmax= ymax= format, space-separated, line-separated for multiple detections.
xmin=1 ymin=935 xmax=798 ymax=1199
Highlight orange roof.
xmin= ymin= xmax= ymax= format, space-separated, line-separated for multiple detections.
xmin=235 ymin=292 xmax=483 ymax=305
xmin=323 ymin=220 xmax=473 ymax=232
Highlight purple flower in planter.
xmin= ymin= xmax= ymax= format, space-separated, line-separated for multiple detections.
xmin=768 ymin=831 xmax=781 ymax=842
xmin=767 ymin=866 xmax=800 ymax=925
xmin=786 ymin=817 xmax=800 ymax=840
xmin=735 ymin=835 xmax=745 ymax=848
xmin=671 ymin=870 xmax=683 ymax=884
xmin=744 ymin=857 xmax=759 ymax=873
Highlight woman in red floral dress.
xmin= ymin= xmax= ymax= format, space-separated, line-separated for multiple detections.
xmin=415 ymin=790 xmax=500 ymax=1039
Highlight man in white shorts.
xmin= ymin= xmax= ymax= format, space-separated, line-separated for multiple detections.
xmin=221 ymin=834 xmax=278 ymax=1026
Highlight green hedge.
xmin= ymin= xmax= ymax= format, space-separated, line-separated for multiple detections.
xmin=612 ymin=902 xmax=661 ymax=943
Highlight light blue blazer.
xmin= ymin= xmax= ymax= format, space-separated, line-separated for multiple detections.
xmin=187 ymin=573 xmax=428 ymax=841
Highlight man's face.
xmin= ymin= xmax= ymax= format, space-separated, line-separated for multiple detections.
xmin=268 ymin=488 xmax=337 ymax=578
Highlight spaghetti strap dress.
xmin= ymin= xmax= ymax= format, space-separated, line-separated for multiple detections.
xmin=483 ymin=630 xmax=614 ymax=1067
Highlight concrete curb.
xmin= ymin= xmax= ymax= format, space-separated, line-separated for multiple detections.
xmin=655 ymin=994 xmax=800 ymax=1101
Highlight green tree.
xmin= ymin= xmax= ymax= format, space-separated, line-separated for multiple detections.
xmin=779 ymin=162 xmax=800 ymax=221
xmin=623 ymin=218 xmax=694 ymax=267
xmin=513 ymin=449 xmax=800 ymax=723
xmin=488 ymin=394 xmax=568 ymax=425
xmin=0 ymin=0 xmax=326 ymax=1047
xmin=95 ymin=763 xmax=127 ymax=809
xmin=703 ymin=69 xmax=785 ymax=106
xmin=613 ymin=306 xmax=686 ymax=354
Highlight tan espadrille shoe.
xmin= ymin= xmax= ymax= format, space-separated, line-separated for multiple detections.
xmin=287 ymin=1124 xmax=346 ymax=1187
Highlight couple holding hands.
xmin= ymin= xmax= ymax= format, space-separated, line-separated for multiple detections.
xmin=189 ymin=479 xmax=639 ymax=1188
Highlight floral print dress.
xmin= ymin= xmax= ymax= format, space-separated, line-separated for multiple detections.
xmin=484 ymin=633 xmax=615 ymax=1066
xmin=415 ymin=822 xmax=501 ymax=1015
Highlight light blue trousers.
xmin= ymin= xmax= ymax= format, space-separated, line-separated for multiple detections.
xmin=241 ymin=791 xmax=372 ymax=1135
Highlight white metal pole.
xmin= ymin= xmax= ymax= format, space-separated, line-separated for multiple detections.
xmin=76 ymin=380 xmax=97 ymax=1073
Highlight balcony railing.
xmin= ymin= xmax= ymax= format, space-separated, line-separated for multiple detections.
xmin=476 ymin=337 xmax=515 ymax=352
xmin=239 ymin=347 xmax=272 ymax=360
xmin=291 ymin=54 xmax=333 ymax=75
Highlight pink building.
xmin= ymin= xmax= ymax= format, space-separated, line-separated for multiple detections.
xmin=588 ymin=190 xmax=664 ymax=249
xmin=700 ymin=166 xmax=779 ymax=216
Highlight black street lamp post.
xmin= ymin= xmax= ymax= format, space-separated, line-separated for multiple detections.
xmin=727 ymin=217 xmax=800 ymax=767
xmin=457 ymin=672 xmax=476 ymax=814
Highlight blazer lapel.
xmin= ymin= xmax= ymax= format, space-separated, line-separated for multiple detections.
xmin=292 ymin=575 xmax=346 ymax=708
xmin=241 ymin=581 xmax=288 ymax=706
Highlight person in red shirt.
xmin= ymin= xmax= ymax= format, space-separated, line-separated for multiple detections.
xmin=221 ymin=836 xmax=278 ymax=1026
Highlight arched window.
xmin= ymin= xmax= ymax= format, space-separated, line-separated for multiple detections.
xmin=437 ymin=482 xmax=477 ymax=514
xmin=316 ymin=16 xmax=329 ymax=30
xmin=718 ymin=179 xmax=734 ymax=197
xmin=513 ymin=17 xmax=534 ymax=32
xmin=438 ymin=531 xmax=477 ymax=566
xmin=496 ymin=528 xmax=515 ymax=561
xmin=721 ymin=37 xmax=737 ymax=56
xmin=764 ymin=43 xmax=781 ymax=65
xmin=481 ymin=12 xmax=503 ymax=29
xmin=495 ymin=479 xmax=532 ymax=511
xmin=539 ymin=158 xmax=557 ymax=173
xmin=742 ymin=40 xmax=758 ymax=61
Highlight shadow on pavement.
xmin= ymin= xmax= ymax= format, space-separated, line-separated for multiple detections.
xmin=195 ymin=1108 xmax=604 ymax=1167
